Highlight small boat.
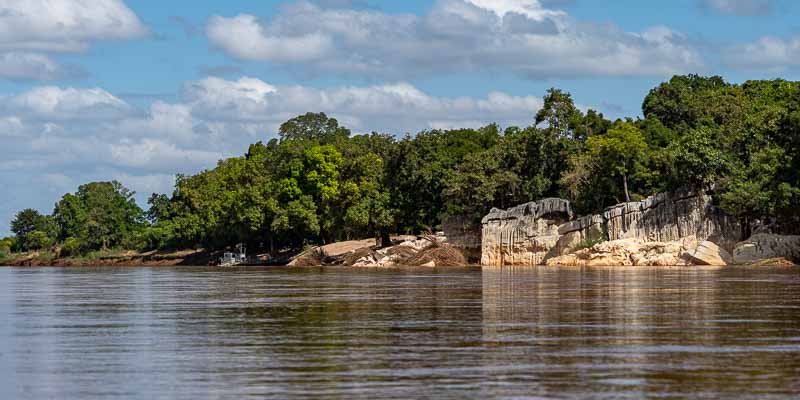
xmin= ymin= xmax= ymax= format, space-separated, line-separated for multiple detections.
xmin=219 ymin=244 xmax=247 ymax=267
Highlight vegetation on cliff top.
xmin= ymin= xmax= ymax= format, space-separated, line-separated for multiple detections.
xmin=4 ymin=75 xmax=800 ymax=257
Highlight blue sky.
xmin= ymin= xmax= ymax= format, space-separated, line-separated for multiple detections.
xmin=2 ymin=0 xmax=800 ymax=235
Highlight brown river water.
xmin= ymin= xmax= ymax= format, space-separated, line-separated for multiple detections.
xmin=0 ymin=265 xmax=798 ymax=399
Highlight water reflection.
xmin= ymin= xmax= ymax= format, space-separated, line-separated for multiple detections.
xmin=481 ymin=266 xmax=800 ymax=399
xmin=0 ymin=266 xmax=798 ymax=399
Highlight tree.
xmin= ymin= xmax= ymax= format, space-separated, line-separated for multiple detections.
xmin=585 ymin=122 xmax=648 ymax=203
xmin=535 ymin=88 xmax=585 ymax=140
xmin=0 ymin=236 xmax=15 ymax=253
xmin=52 ymin=181 xmax=144 ymax=250
xmin=279 ymin=112 xmax=350 ymax=145
xmin=11 ymin=209 xmax=51 ymax=251
xmin=146 ymin=193 xmax=171 ymax=224
xmin=668 ymin=126 xmax=729 ymax=187
xmin=26 ymin=231 xmax=54 ymax=251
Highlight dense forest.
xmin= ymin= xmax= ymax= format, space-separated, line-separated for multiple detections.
xmin=3 ymin=75 xmax=800 ymax=256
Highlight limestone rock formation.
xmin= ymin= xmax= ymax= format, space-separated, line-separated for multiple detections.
xmin=480 ymin=198 xmax=573 ymax=266
xmin=480 ymin=189 xmax=743 ymax=267
xmin=603 ymin=188 xmax=741 ymax=252
xmin=733 ymin=234 xmax=800 ymax=265
xmin=545 ymin=237 xmax=696 ymax=267
xmin=554 ymin=214 xmax=605 ymax=256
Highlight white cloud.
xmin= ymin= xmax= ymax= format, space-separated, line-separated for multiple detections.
xmin=0 ymin=0 xmax=146 ymax=82
xmin=9 ymin=86 xmax=136 ymax=120
xmin=110 ymin=139 xmax=222 ymax=171
xmin=0 ymin=0 xmax=148 ymax=52
xmin=206 ymin=14 xmax=332 ymax=62
xmin=206 ymin=0 xmax=703 ymax=79
xmin=464 ymin=0 xmax=564 ymax=20
xmin=723 ymin=35 xmax=800 ymax=70
xmin=184 ymin=76 xmax=544 ymax=133
xmin=0 ymin=52 xmax=67 ymax=81
xmin=0 ymin=116 xmax=24 ymax=136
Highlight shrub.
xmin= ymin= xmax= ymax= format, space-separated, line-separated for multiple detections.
xmin=26 ymin=230 xmax=54 ymax=251
xmin=61 ymin=237 xmax=82 ymax=257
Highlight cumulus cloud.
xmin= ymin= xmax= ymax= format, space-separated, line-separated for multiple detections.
xmin=184 ymin=76 xmax=544 ymax=132
xmin=8 ymin=86 xmax=136 ymax=121
xmin=0 ymin=0 xmax=146 ymax=82
xmin=206 ymin=0 xmax=703 ymax=79
xmin=723 ymin=35 xmax=800 ymax=71
xmin=0 ymin=52 xmax=79 ymax=81
xmin=699 ymin=0 xmax=774 ymax=15
xmin=0 ymin=0 xmax=147 ymax=52
xmin=206 ymin=14 xmax=332 ymax=62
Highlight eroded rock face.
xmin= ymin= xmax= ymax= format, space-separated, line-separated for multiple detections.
xmin=733 ymin=234 xmax=800 ymax=265
xmin=480 ymin=198 xmax=573 ymax=266
xmin=480 ymin=189 xmax=743 ymax=267
xmin=603 ymin=189 xmax=741 ymax=252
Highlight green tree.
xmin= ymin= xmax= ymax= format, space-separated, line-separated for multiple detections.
xmin=52 ymin=181 xmax=144 ymax=250
xmin=26 ymin=230 xmax=54 ymax=251
xmin=10 ymin=209 xmax=51 ymax=251
xmin=585 ymin=122 xmax=648 ymax=203
xmin=279 ymin=112 xmax=350 ymax=145
xmin=535 ymin=88 xmax=585 ymax=140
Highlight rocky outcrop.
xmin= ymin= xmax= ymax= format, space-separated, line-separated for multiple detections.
xmin=733 ymin=234 xmax=800 ymax=265
xmin=481 ymin=189 xmax=744 ymax=267
xmin=553 ymin=214 xmax=605 ymax=256
xmin=603 ymin=188 xmax=741 ymax=252
xmin=687 ymin=241 xmax=732 ymax=266
xmin=546 ymin=237 xmax=697 ymax=267
xmin=480 ymin=198 xmax=573 ymax=266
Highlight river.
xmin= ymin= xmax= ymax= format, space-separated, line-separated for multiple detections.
xmin=0 ymin=266 xmax=798 ymax=399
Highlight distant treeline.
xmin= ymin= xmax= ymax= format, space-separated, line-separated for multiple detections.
xmin=3 ymin=75 xmax=800 ymax=255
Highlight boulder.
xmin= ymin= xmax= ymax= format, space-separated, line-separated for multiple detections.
xmin=733 ymin=234 xmax=800 ymax=265
xmin=287 ymin=247 xmax=322 ymax=267
xmin=687 ymin=241 xmax=732 ymax=266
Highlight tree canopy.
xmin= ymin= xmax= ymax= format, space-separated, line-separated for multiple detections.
xmin=7 ymin=75 xmax=800 ymax=254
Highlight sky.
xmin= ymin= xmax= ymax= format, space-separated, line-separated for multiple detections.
xmin=2 ymin=0 xmax=800 ymax=235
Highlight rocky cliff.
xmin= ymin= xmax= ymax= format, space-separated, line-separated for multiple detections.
xmin=481 ymin=190 xmax=746 ymax=267
xmin=603 ymin=188 xmax=741 ymax=252
xmin=480 ymin=198 xmax=573 ymax=266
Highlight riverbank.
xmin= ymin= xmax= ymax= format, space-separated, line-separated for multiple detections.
xmin=0 ymin=249 xmax=215 ymax=267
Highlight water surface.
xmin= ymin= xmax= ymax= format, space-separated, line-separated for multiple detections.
xmin=0 ymin=266 xmax=798 ymax=399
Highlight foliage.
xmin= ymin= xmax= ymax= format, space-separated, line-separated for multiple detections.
xmin=10 ymin=75 xmax=800 ymax=255
xmin=10 ymin=209 xmax=55 ymax=251
xmin=60 ymin=237 xmax=82 ymax=257
xmin=52 ymin=181 xmax=145 ymax=252
xmin=0 ymin=236 xmax=14 ymax=253
xmin=26 ymin=230 xmax=54 ymax=251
